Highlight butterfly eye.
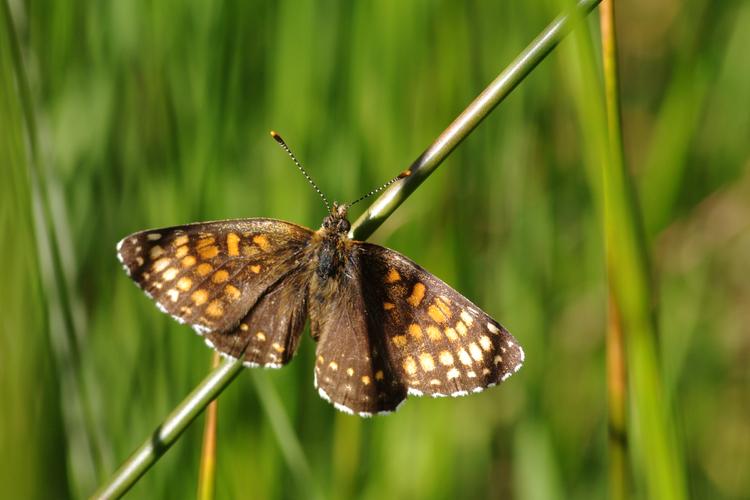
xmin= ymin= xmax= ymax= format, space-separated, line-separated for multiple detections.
xmin=337 ymin=219 xmax=351 ymax=232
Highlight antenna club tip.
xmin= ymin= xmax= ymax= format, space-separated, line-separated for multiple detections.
xmin=270 ymin=130 xmax=283 ymax=143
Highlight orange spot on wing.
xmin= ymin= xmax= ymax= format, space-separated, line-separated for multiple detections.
xmin=408 ymin=324 xmax=423 ymax=340
xmin=198 ymin=245 xmax=219 ymax=260
xmin=444 ymin=327 xmax=459 ymax=341
xmin=206 ymin=300 xmax=224 ymax=317
xmin=181 ymin=255 xmax=196 ymax=268
xmin=386 ymin=268 xmax=401 ymax=283
xmin=172 ymin=235 xmax=188 ymax=247
xmin=428 ymin=305 xmax=447 ymax=324
xmin=191 ymin=289 xmax=208 ymax=305
xmin=392 ymin=335 xmax=407 ymax=348
xmin=403 ymin=356 xmax=417 ymax=375
xmin=174 ymin=245 xmax=188 ymax=258
xmin=224 ymin=284 xmax=241 ymax=300
xmin=253 ymin=234 xmax=271 ymax=251
xmin=196 ymin=236 xmax=215 ymax=249
xmin=196 ymin=263 xmax=213 ymax=276
xmin=226 ymin=232 xmax=240 ymax=256
xmin=250 ymin=264 xmax=261 ymax=274
xmin=383 ymin=302 xmax=395 ymax=310
xmin=212 ymin=269 xmax=229 ymax=283
xmin=434 ymin=297 xmax=452 ymax=318
xmin=426 ymin=326 xmax=443 ymax=341
xmin=407 ymin=282 xmax=426 ymax=307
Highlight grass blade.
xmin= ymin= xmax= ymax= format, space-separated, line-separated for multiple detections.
xmin=91 ymin=357 xmax=244 ymax=499
xmin=598 ymin=2 xmax=687 ymax=499
xmin=351 ymin=0 xmax=604 ymax=240
xmin=196 ymin=352 xmax=221 ymax=500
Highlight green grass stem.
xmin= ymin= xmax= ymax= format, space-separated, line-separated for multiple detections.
xmin=599 ymin=6 xmax=629 ymax=500
xmin=196 ymin=352 xmax=220 ymax=500
xmin=351 ymin=0 xmax=604 ymax=241
xmin=90 ymin=356 xmax=244 ymax=499
xmin=598 ymin=3 xmax=687 ymax=499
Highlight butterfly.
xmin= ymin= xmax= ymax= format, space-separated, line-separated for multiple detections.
xmin=116 ymin=132 xmax=524 ymax=417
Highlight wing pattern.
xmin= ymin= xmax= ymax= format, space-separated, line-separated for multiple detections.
xmin=118 ymin=217 xmax=524 ymax=414
xmin=309 ymin=242 xmax=523 ymax=415
xmin=358 ymin=243 xmax=524 ymax=398
xmin=117 ymin=219 xmax=314 ymax=367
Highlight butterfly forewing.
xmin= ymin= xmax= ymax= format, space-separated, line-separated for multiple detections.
xmin=117 ymin=219 xmax=313 ymax=334
xmin=358 ymin=243 xmax=524 ymax=398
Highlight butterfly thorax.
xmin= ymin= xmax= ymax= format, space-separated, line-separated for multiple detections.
xmin=313 ymin=203 xmax=352 ymax=279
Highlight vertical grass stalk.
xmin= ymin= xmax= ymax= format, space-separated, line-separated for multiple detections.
xmin=598 ymin=3 xmax=687 ymax=499
xmin=607 ymin=293 xmax=628 ymax=500
xmin=197 ymin=352 xmax=221 ymax=500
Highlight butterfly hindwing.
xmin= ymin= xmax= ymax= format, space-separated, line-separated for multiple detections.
xmin=358 ymin=243 xmax=524 ymax=398
xmin=205 ymin=265 xmax=311 ymax=368
xmin=309 ymin=248 xmax=407 ymax=416
xmin=117 ymin=218 xmax=314 ymax=334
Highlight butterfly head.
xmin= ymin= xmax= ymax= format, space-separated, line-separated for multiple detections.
xmin=321 ymin=202 xmax=351 ymax=235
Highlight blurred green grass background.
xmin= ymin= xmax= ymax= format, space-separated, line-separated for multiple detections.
xmin=2 ymin=0 xmax=749 ymax=498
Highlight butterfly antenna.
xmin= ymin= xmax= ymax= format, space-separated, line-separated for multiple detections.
xmin=347 ymin=169 xmax=411 ymax=208
xmin=270 ymin=131 xmax=330 ymax=212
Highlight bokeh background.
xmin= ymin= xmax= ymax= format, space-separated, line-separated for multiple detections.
xmin=2 ymin=0 xmax=749 ymax=498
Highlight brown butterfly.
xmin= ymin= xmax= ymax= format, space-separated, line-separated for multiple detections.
xmin=116 ymin=132 xmax=524 ymax=416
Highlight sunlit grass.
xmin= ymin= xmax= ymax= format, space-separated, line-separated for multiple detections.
xmin=3 ymin=0 xmax=750 ymax=498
